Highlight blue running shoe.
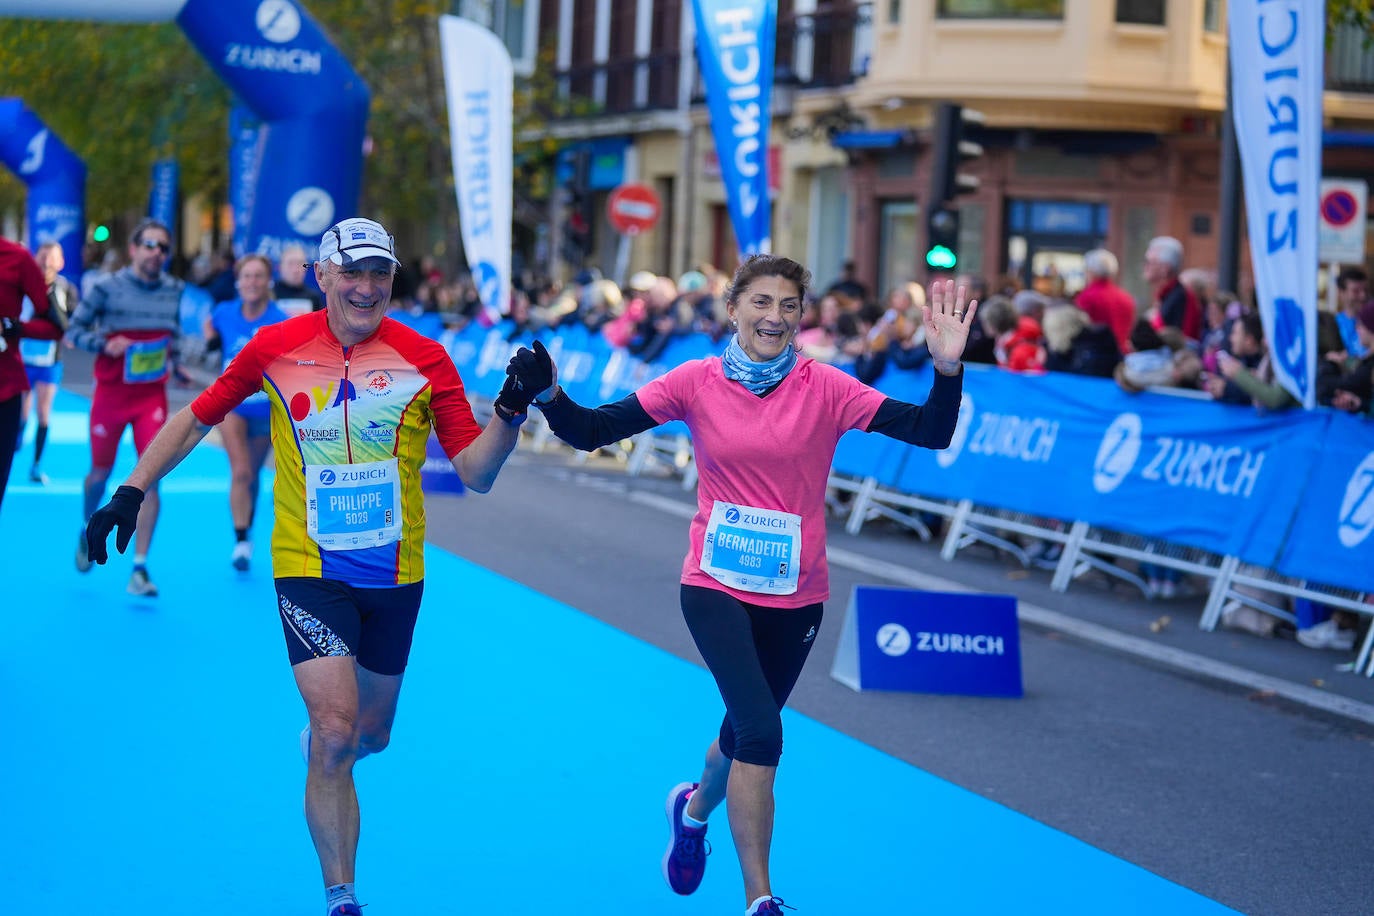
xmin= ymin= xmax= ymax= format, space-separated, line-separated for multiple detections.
xmin=750 ymin=898 xmax=795 ymax=916
xmin=662 ymin=781 xmax=710 ymax=895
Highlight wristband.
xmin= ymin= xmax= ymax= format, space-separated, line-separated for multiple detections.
xmin=492 ymin=401 xmax=527 ymax=425
xmin=533 ymin=387 xmax=560 ymax=407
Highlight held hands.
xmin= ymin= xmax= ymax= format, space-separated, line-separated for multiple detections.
xmin=86 ymin=485 xmax=146 ymax=565
xmin=922 ymin=278 xmax=977 ymax=374
xmin=497 ymin=339 xmax=558 ymax=415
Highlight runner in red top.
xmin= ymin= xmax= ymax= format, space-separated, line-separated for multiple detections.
xmin=0 ymin=234 xmax=63 ymax=516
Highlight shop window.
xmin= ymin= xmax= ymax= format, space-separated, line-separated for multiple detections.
xmin=1203 ymin=0 xmax=1221 ymax=33
xmin=879 ymin=200 xmax=918 ymax=296
xmin=936 ymin=0 xmax=1063 ymax=18
xmin=1115 ymin=0 xmax=1165 ymax=26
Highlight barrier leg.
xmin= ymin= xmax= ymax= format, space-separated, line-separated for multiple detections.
xmin=846 ymin=476 xmax=879 ymax=536
xmin=1199 ymin=555 xmax=1241 ymax=631
xmin=940 ymin=499 xmax=973 ymax=562
xmin=1050 ymin=520 xmax=1089 ymax=593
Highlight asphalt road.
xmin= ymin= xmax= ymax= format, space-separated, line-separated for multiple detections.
xmin=425 ymin=443 xmax=1373 ymax=916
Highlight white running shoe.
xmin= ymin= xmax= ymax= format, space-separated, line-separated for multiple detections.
xmin=75 ymin=530 xmax=92 ymax=573
xmin=1297 ymin=619 xmax=1355 ymax=651
xmin=231 ymin=541 xmax=252 ymax=571
xmin=127 ymin=568 xmax=159 ymax=597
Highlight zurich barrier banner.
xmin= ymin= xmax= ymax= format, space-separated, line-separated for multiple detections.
xmin=3 ymin=1 xmax=369 ymax=263
xmin=439 ymin=15 xmax=513 ymax=321
xmin=692 ymin=0 xmax=776 ymax=256
xmin=390 ymin=316 xmax=1372 ymax=596
xmin=1229 ymin=1 xmax=1323 ymax=408
xmin=148 ymin=158 xmax=179 ymax=239
xmin=831 ymin=587 xmax=1022 ymax=698
xmin=0 ymin=99 xmax=85 ymax=287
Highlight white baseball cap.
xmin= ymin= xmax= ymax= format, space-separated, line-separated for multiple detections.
xmin=318 ymin=217 xmax=400 ymax=267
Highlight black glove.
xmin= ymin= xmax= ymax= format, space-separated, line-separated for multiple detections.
xmin=86 ymin=485 xmax=145 ymax=565
xmin=0 ymin=316 xmax=20 ymax=343
xmin=496 ymin=339 xmax=555 ymax=414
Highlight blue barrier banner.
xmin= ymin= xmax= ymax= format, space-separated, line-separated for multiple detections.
xmin=889 ymin=367 xmax=1325 ymax=567
xmin=831 ymin=586 xmax=1022 ymax=697
xmin=692 ymin=0 xmax=775 ymax=255
xmin=177 ymin=0 xmax=369 ymax=261
xmin=1276 ymin=411 xmax=1374 ymax=593
xmin=148 ymin=158 xmax=179 ymax=238
xmin=0 ymin=98 xmax=85 ymax=286
xmin=421 ymin=433 xmax=466 ymax=496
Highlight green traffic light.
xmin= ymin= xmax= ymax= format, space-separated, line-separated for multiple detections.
xmin=93 ymin=225 xmax=110 ymax=243
xmin=926 ymin=244 xmax=957 ymax=270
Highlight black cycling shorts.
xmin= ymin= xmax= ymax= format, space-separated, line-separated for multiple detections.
xmin=275 ymin=577 xmax=424 ymax=676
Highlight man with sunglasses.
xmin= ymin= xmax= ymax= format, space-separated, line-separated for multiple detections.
xmin=66 ymin=218 xmax=185 ymax=596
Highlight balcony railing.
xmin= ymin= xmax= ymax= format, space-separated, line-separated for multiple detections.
xmin=557 ymin=51 xmax=682 ymax=116
xmin=1327 ymin=23 xmax=1374 ymax=93
xmin=776 ymin=2 xmax=875 ymax=89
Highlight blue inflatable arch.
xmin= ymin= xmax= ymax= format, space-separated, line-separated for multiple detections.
xmin=0 ymin=99 xmax=86 ymax=285
xmin=0 ymin=0 xmax=369 ymax=263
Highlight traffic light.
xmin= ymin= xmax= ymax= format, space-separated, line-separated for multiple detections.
xmin=92 ymin=224 xmax=110 ymax=243
xmin=560 ymin=147 xmax=594 ymax=266
xmin=924 ymin=102 xmax=984 ymax=272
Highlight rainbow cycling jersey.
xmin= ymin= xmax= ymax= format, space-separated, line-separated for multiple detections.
xmin=191 ymin=310 xmax=481 ymax=586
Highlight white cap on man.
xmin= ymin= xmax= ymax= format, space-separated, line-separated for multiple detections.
xmin=318 ymin=217 xmax=400 ymax=267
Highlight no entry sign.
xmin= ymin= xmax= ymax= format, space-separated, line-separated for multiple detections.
xmin=607 ymin=183 xmax=662 ymax=236
xmin=1319 ymin=178 xmax=1367 ymax=264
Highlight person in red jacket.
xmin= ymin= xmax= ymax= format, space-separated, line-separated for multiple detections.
xmin=1076 ymin=248 xmax=1137 ymax=354
xmin=0 ymin=235 xmax=65 ymax=515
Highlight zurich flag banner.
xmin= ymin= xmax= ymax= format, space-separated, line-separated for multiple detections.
xmin=0 ymin=98 xmax=85 ymax=286
xmin=228 ymin=105 xmax=265 ymax=256
xmin=176 ymin=0 xmax=370 ymax=263
xmin=439 ymin=15 xmax=514 ymax=321
xmin=1229 ymin=1 xmax=1323 ymax=408
xmin=692 ymin=0 xmax=775 ymax=256
xmin=148 ymin=158 xmax=179 ymax=239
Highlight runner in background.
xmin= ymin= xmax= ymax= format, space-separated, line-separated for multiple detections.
xmin=203 ymin=253 xmax=289 ymax=570
xmin=66 ymin=219 xmax=185 ymax=596
xmin=16 ymin=241 xmax=79 ymax=485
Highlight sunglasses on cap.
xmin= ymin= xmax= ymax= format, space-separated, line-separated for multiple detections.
xmin=138 ymin=238 xmax=171 ymax=254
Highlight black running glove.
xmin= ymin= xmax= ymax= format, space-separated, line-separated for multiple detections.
xmin=86 ymin=485 xmax=145 ymax=564
xmin=496 ymin=339 xmax=555 ymax=414
xmin=0 ymin=316 xmax=20 ymax=343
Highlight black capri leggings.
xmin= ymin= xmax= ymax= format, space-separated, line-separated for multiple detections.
xmin=681 ymin=584 xmax=823 ymax=767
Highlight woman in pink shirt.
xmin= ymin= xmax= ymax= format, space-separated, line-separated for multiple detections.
xmin=497 ymin=255 xmax=975 ymax=916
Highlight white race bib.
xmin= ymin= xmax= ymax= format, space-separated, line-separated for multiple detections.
xmin=305 ymin=458 xmax=403 ymax=551
xmin=19 ymin=338 xmax=57 ymax=367
xmin=700 ymin=501 xmax=801 ymax=596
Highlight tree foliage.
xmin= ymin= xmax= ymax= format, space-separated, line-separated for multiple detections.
xmin=1329 ymin=0 xmax=1374 ymax=34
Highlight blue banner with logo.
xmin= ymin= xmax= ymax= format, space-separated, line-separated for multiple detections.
xmin=1275 ymin=410 xmax=1374 ymax=593
xmin=831 ymin=586 xmax=1023 ymax=697
xmin=891 ymin=366 xmax=1326 ymax=568
xmin=0 ymin=98 xmax=85 ymax=286
xmin=228 ymin=104 xmax=264 ymax=256
xmin=177 ymin=0 xmax=369 ymax=263
xmin=148 ymin=158 xmax=179 ymax=239
xmin=692 ymin=0 xmax=775 ymax=256
xmin=1229 ymin=1 xmax=1323 ymax=408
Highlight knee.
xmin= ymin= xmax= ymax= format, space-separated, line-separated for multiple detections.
xmin=730 ymin=716 xmax=784 ymax=767
xmin=356 ymin=724 xmax=392 ymax=758
xmin=309 ymin=712 xmax=360 ymax=771
xmin=231 ymin=469 xmax=258 ymax=491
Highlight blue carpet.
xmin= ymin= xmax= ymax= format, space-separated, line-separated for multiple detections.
xmin=2 ymin=392 xmax=1237 ymax=915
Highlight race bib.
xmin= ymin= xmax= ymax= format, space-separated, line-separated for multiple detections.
xmin=305 ymin=458 xmax=403 ymax=551
xmin=700 ymin=501 xmax=801 ymax=595
xmin=19 ymin=338 xmax=57 ymax=367
xmin=123 ymin=338 xmax=170 ymax=384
